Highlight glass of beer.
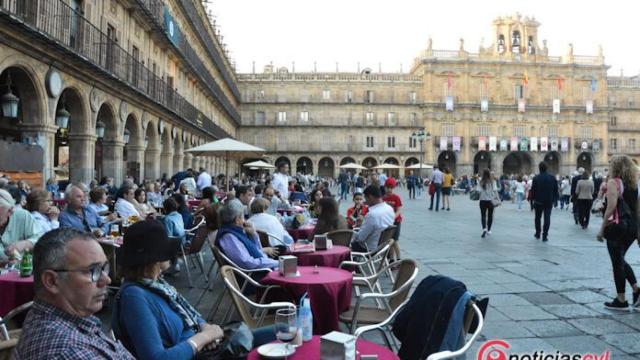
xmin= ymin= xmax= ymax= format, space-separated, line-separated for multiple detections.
xmin=110 ymin=224 xmax=120 ymax=238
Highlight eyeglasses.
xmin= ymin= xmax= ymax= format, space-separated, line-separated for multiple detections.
xmin=51 ymin=262 xmax=110 ymax=283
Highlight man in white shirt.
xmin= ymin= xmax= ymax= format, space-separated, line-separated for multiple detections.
xmin=249 ymin=198 xmax=294 ymax=246
xmin=272 ymin=162 xmax=290 ymax=201
xmin=429 ymin=166 xmax=444 ymax=212
xmin=196 ymin=168 xmax=212 ymax=191
xmin=351 ymin=185 xmax=394 ymax=252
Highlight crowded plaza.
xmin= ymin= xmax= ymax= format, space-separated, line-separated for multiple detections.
xmin=2 ymin=1 xmax=640 ymax=359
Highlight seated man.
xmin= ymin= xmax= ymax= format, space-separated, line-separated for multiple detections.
xmin=216 ymin=199 xmax=279 ymax=270
xmin=59 ymin=184 xmax=112 ymax=235
xmin=114 ymin=184 xmax=141 ymax=219
xmin=351 ymin=185 xmax=394 ymax=252
xmin=263 ymin=187 xmax=282 ymax=216
xmin=13 ymin=228 xmax=133 ymax=359
xmin=0 ymin=189 xmax=41 ymax=263
xmin=249 ymin=198 xmax=294 ymax=247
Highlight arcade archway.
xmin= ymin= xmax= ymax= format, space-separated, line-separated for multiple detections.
xmin=473 ymin=151 xmax=491 ymax=175
xmin=577 ymin=152 xmax=593 ymax=174
xmin=544 ymin=151 xmax=561 ymax=175
xmin=437 ymin=151 xmax=456 ymax=175
xmin=318 ymin=157 xmax=334 ymax=178
xmin=296 ymin=156 xmax=313 ymax=175
xmin=503 ymin=151 xmax=533 ymax=176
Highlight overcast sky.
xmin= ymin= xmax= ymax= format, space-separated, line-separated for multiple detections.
xmin=207 ymin=0 xmax=637 ymax=76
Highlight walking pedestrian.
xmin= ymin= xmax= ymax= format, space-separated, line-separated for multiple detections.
xmin=429 ymin=166 xmax=443 ymax=211
xmin=560 ymin=176 xmax=571 ymax=210
xmin=570 ymin=168 xmax=585 ymax=224
xmin=406 ymin=170 xmax=417 ymax=199
xmin=476 ymin=169 xmax=497 ymax=238
xmin=514 ymin=176 xmax=526 ymax=210
xmin=575 ymin=171 xmax=594 ymax=229
xmin=441 ymin=168 xmax=453 ymax=211
xmin=531 ymin=162 xmax=558 ymax=242
xmin=597 ymin=155 xmax=640 ymax=310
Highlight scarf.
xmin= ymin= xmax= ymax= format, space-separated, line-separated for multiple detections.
xmin=135 ymin=278 xmax=202 ymax=331
xmin=216 ymin=224 xmax=263 ymax=259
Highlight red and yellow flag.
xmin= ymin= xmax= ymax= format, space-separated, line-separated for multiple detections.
xmin=523 ymin=71 xmax=529 ymax=86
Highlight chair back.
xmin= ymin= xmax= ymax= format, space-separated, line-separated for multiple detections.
xmin=0 ymin=301 xmax=33 ymax=341
xmin=326 ymin=230 xmax=354 ymax=247
xmin=186 ymin=226 xmax=209 ymax=255
xmin=389 ymin=259 xmax=418 ymax=310
xmin=220 ymin=266 xmax=258 ymax=329
xmin=0 ymin=336 xmax=18 ymax=360
xmin=256 ymin=230 xmax=271 ymax=248
xmin=211 ymin=246 xmax=229 ymax=269
xmin=378 ymin=225 xmax=397 ymax=246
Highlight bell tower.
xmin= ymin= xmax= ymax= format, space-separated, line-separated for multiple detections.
xmin=492 ymin=14 xmax=540 ymax=55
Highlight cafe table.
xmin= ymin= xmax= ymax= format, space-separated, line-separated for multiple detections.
xmin=97 ymin=237 xmax=122 ymax=286
xmin=261 ymin=266 xmax=352 ymax=335
xmin=0 ymin=270 xmax=34 ymax=317
xmin=247 ymin=336 xmax=399 ymax=360
xmin=292 ymin=245 xmax=351 ymax=268
xmin=287 ymin=224 xmax=315 ymax=241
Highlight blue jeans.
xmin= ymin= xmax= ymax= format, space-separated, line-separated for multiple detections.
xmin=429 ymin=184 xmax=442 ymax=210
xmin=340 ymin=183 xmax=348 ymax=200
xmin=516 ymin=192 xmax=524 ymax=209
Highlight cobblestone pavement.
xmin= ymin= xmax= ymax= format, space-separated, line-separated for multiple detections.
xmin=102 ymin=187 xmax=640 ymax=358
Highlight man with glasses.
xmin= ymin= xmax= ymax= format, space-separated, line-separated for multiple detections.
xmin=59 ymin=184 xmax=113 ymax=236
xmin=13 ymin=228 xmax=133 ymax=359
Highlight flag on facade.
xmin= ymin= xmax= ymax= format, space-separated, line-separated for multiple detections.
xmin=447 ymin=71 xmax=453 ymax=89
xmin=500 ymin=139 xmax=508 ymax=151
xmin=523 ymin=71 xmax=529 ymax=86
xmin=478 ymin=137 xmax=487 ymax=151
xmin=440 ymin=136 xmax=448 ymax=151
xmin=561 ymin=137 xmax=569 ymax=152
xmin=530 ymin=137 xmax=538 ymax=152
xmin=591 ymin=79 xmax=597 ymax=92
xmin=511 ymin=137 xmax=519 ymax=151
xmin=557 ymin=77 xmax=564 ymax=91
xmin=518 ymin=99 xmax=526 ymax=112
xmin=540 ymin=137 xmax=548 ymax=151
xmin=481 ymin=99 xmax=489 ymax=112
xmin=520 ymin=137 xmax=529 ymax=152
xmin=553 ymin=99 xmax=561 ymax=114
xmin=550 ymin=138 xmax=559 ymax=151
xmin=489 ymin=136 xmax=497 ymax=151
xmin=446 ymin=96 xmax=454 ymax=111
xmin=452 ymin=136 xmax=461 ymax=151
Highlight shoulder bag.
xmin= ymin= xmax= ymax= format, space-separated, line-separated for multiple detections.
xmin=603 ymin=179 xmax=636 ymax=241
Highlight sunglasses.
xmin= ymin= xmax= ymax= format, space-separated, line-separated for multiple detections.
xmin=51 ymin=262 xmax=110 ymax=283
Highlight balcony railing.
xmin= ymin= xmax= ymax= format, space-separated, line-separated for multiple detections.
xmin=0 ymin=0 xmax=229 ymax=139
xmin=237 ymin=72 xmax=422 ymax=82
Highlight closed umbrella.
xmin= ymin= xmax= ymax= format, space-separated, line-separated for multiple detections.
xmin=406 ymin=163 xmax=434 ymax=170
xmin=185 ymin=138 xmax=266 ymax=191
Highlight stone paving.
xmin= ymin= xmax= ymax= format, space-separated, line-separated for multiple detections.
xmin=101 ymin=187 xmax=640 ymax=358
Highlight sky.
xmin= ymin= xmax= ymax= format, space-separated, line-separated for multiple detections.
xmin=206 ymin=0 xmax=638 ymax=76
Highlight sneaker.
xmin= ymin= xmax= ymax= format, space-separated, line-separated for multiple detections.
xmin=542 ymin=237 xmax=548 ymax=242
xmin=605 ymin=298 xmax=629 ymax=311
xmin=487 ymin=230 xmax=492 ymax=235
xmin=534 ymin=233 xmax=540 ymax=240
xmin=481 ymin=229 xmax=487 ymax=238
xmin=447 ymin=208 xmax=450 ymax=211
xmin=633 ymin=291 xmax=640 ymax=307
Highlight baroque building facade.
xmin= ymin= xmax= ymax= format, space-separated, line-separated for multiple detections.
xmin=0 ymin=0 xmax=239 ymax=185
xmin=238 ymin=14 xmax=639 ymax=178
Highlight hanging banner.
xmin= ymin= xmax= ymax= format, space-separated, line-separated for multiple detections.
xmin=500 ymin=139 xmax=508 ymax=151
xmin=520 ymin=137 xmax=529 ymax=152
xmin=530 ymin=137 xmax=538 ymax=152
xmin=518 ymin=99 xmax=526 ymax=113
xmin=489 ymin=136 xmax=497 ymax=151
xmin=511 ymin=137 xmax=519 ymax=151
xmin=550 ymin=138 xmax=559 ymax=151
xmin=561 ymin=137 xmax=569 ymax=152
xmin=446 ymin=96 xmax=454 ymax=112
xmin=452 ymin=136 xmax=461 ymax=151
xmin=163 ymin=6 xmax=182 ymax=46
xmin=581 ymin=141 xmax=589 ymax=151
xmin=440 ymin=136 xmax=448 ymax=151
xmin=478 ymin=137 xmax=487 ymax=151
xmin=586 ymin=100 xmax=594 ymax=114
xmin=540 ymin=137 xmax=549 ymax=152
xmin=552 ymin=99 xmax=561 ymax=114
xmin=481 ymin=99 xmax=489 ymax=112
xmin=593 ymin=139 xmax=600 ymax=152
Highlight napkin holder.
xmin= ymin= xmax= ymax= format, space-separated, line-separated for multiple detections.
xmin=278 ymin=255 xmax=298 ymax=277
xmin=314 ymin=234 xmax=328 ymax=250
xmin=320 ymin=331 xmax=356 ymax=360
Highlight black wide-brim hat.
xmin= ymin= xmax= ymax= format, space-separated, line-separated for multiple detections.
xmin=118 ymin=219 xmax=180 ymax=267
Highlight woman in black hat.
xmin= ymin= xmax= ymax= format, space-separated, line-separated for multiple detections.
xmin=111 ymin=220 xmax=273 ymax=359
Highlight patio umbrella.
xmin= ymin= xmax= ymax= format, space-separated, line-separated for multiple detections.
xmin=374 ymin=163 xmax=402 ymax=170
xmin=406 ymin=163 xmax=434 ymax=170
xmin=185 ymin=138 xmax=266 ymax=191
xmin=242 ymin=160 xmax=275 ymax=169
xmin=339 ymin=162 xmax=368 ymax=170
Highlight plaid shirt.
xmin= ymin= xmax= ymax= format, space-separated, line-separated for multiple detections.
xmin=13 ymin=301 xmax=134 ymax=360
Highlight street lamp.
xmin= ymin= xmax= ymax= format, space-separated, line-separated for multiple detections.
xmin=411 ymin=129 xmax=431 ymax=177
xmin=95 ymin=120 xmax=105 ymax=139
xmin=55 ymin=93 xmax=70 ymax=129
xmin=1 ymin=72 xmax=19 ymax=119
xmin=123 ymin=128 xmax=130 ymax=144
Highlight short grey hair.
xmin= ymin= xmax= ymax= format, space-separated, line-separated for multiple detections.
xmin=33 ymin=228 xmax=95 ymax=293
xmin=220 ymin=199 xmax=245 ymax=225
xmin=0 ymin=188 xmax=14 ymax=209
xmin=64 ymin=183 xmax=87 ymax=200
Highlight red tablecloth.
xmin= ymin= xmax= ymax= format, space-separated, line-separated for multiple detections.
xmin=187 ymin=199 xmax=201 ymax=211
xmin=247 ymin=336 xmax=399 ymax=360
xmin=52 ymin=199 xmax=66 ymax=208
xmin=261 ymin=266 xmax=352 ymax=335
xmin=287 ymin=224 xmax=315 ymax=241
xmin=0 ymin=271 xmax=34 ymax=316
xmin=293 ymin=246 xmax=351 ymax=268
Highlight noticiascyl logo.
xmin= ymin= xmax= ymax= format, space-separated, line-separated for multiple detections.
xmin=477 ymin=339 xmax=510 ymax=360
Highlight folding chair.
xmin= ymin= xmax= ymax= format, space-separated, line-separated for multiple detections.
xmin=426 ymin=302 xmax=485 ymax=360
xmin=220 ymin=266 xmax=295 ymax=329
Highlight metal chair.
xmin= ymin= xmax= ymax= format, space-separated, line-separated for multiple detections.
xmin=178 ymin=225 xmax=209 ymax=288
xmin=341 ymin=239 xmax=394 ymax=285
xmin=426 ymin=302 xmax=485 ymax=360
xmin=339 ymin=259 xmax=418 ymax=333
xmin=0 ymin=301 xmax=33 ymax=341
xmin=220 ymin=266 xmax=295 ymax=329
xmin=326 ymin=229 xmax=354 ymax=247
xmin=353 ymin=298 xmax=410 ymax=352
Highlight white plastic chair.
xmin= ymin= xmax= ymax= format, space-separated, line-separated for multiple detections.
xmin=426 ymin=302 xmax=485 ymax=360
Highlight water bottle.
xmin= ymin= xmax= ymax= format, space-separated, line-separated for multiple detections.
xmin=299 ymin=293 xmax=313 ymax=341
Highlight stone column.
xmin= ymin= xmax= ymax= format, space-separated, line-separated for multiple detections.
xmin=160 ymin=148 xmax=174 ymax=179
xmin=67 ymin=133 xmax=96 ymax=184
xmin=184 ymin=153 xmax=193 ymax=170
xmin=18 ymin=124 xmax=57 ymax=183
xmin=173 ymin=152 xmax=184 ymax=174
xmin=144 ymin=147 xmax=161 ymax=181
xmin=101 ymin=140 xmax=125 ymax=185
xmin=192 ymin=156 xmax=200 ymax=170
xmin=126 ymin=145 xmax=145 ymax=183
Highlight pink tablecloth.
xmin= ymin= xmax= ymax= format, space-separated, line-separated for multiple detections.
xmin=287 ymin=224 xmax=315 ymax=241
xmin=293 ymin=246 xmax=351 ymax=268
xmin=247 ymin=336 xmax=399 ymax=360
xmin=52 ymin=199 xmax=66 ymax=208
xmin=0 ymin=271 xmax=34 ymax=316
xmin=261 ymin=266 xmax=352 ymax=335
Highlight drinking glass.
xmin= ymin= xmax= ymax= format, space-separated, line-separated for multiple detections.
xmin=110 ymin=224 xmax=120 ymax=238
xmin=275 ymin=308 xmax=298 ymax=359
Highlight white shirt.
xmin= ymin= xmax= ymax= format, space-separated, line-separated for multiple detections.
xmin=272 ymin=172 xmax=290 ymax=199
xmin=249 ymin=213 xmax=294 ymax=246
xmin=515 ymin=181 xmax=526 ymax=194
xmin=31 ymin=211 xmax=59 ymax=233
xmin=353 ymin=201 xmax=395 ymax=251
xmin=179 ymin=177 xmax=197 ymax=195
xmin=115 ymin=198 xmax=140 ymax=219
xmin=378 ymin=173 xmax=387 ymax=186
xmin=197 ymin=171 xmax=212 ymax=190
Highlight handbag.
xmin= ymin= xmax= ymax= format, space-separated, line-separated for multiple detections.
xmin=428 ymin=183 xmax=436 ymax=195
xmin=603 ymin=179 xmax=636 ymax=241
xmin=469 ymin=188 xmax=480 ymax=201
xmin=196 ymin=322 xmax=254 ymax=360
xmin=491 ymin=190 xmax=502 ymax=207
xmin=591 ymin=198 xmax=604 ymax=215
